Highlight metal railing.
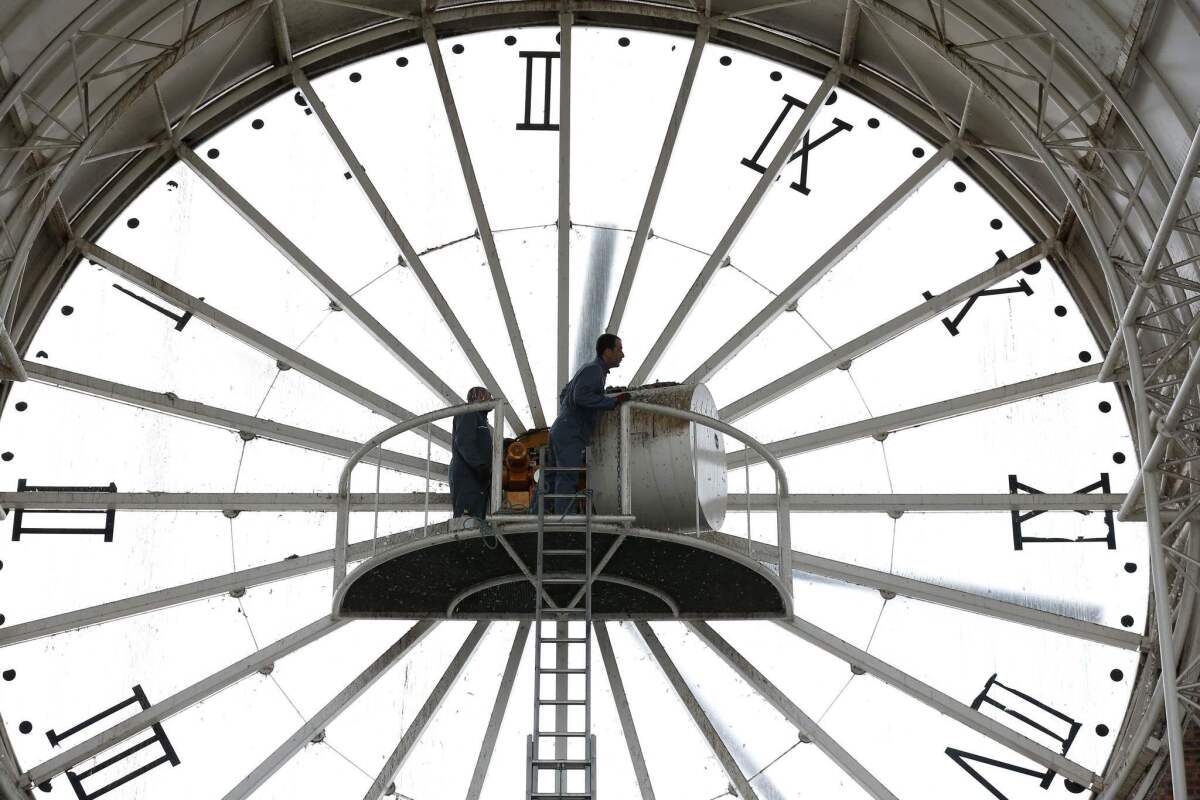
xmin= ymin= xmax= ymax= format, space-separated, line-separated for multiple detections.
xmin=333 ymin=399 xmax=506 ymax=590
xmin=331 ymin=398 xmax=793 ymax=596
xmin=619 ymin=401 xmax=793 ymax=583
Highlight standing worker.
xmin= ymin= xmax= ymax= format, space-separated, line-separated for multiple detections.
xmin=450 ymin=386 xmax=493 ymax=520
xmin=548 ymin=334 xmax=630 ymax=513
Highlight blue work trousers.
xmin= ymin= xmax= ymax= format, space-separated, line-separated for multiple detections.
xmin=548 ymin=435 xmax=586 ymax=515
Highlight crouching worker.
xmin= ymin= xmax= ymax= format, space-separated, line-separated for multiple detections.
xmin=548 ymin=334 xmax=630 ymax=514
xmin=450 ymin=386 xmax=493 ymax=519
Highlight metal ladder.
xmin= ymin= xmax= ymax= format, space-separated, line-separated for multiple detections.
xmin=527 ymin=456 xmax=596 ymax=800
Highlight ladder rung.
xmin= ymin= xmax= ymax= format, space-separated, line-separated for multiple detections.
xmin=531 ymin=759 xmax=593 ymax=768
xmin=535 ymin=730 xmax=589 ymax=737
xmin=538 ymin=668 xmax=588 ymax=674
xmin=543 ymin=549 xmax=587 ymax=556
xmin=539 ymin=637 xmax=588 ymax=643
xmin=542 ymin=577 xmax=585 ymax=584
xmin=531 ymin=794 xmax=593 ymax=799
xmin=537 ymin=699 xmax=587 ymax=705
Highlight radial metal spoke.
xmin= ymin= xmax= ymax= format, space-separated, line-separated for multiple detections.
xmin=78 ymin=240 xmax=453 ymax=448
xmin=222 ymin=620 xmax=437 ymax=800
xmin=0 ymin=491 xmax=451 ymax=512
xmin=24 ymin=362 xmax=448 ymax=479
xmin=362 ymin=622 xmax=489 ymax=800
xmin=465 ymin=622 xmax=530 ymax=800
xmin=725 ymin=492 xmax=1123 ymax=513
xmin=727 ymin=364 xmax=1100 ymax=465
xmin=557 ymin=7 xmax=573 ymax=388
xmin=607 ymin=24 xmax=708 ymax=335
xmin=290 ymin=70 xmax=526 ymax=433
xmin=634 ymin=621 xmax=759 ymax=800
xmin=720 ymin=241 xmax=1052 ymax=420
xmin=595 ymin=622 xmax=656 ymax=800
xmin=774 ymin=615 xmax=1097 ymax=787
xmin=702 ymin=531 xmax=1142 ymax=650
xmin=688 ymin=139 xmax=957 ymax=384
xmin=688 ymin=621 xmax=899 ymax=800
xmin=25 ymin=615 xmax=347 ymax=787
xmin=176 ymin=144 xmax=466 ymax=410
xmin=630 ymin=68 xmax=841 ymax=386
xmin=423 ymin=20 xmax=546 ymax=427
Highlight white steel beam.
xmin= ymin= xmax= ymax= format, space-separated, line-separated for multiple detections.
xmin=557 ymin=8 xmax=572 ymax=389
xmin=25 ymin=615 xmax=347 ymax=786
xmin=702 ymin=531 xmax=1142 ymax=650
xmin=688 ymin=621 xmax=899 ymax=800
xmin=289 ymin=70 xmax=526 ymax=433
xmin=634 ymin=621 xmax=759 ymax=800
xmin=630 ymin=68 xmax=840 ymax=386
xmin=222 ymin=620 xmax=436 ymax=800
xmin=77 ymin=240 xmax=454 ymax=448
xmin=688 ymin=139 xmax=957 ymax=384
xmin=727 ymin=364 xmax=1100 ymax=465
xmin=774 ymin=615 xmax=1097 ymax=788
xmin=726 ymin=492 xmax=1124 ymax=513
xmin=0 ymin=491 xmax=451 ymax=513
xmin=0 ymin=522 xmax=442 ymax=648
xmin=362 ymin=622 xmax=489 ymax=800
xmin=606 ymin=25 xmax=708 ymax=335
xmin=176 ymin=144 xmax=466 ymax=410
xmin=465 ymin=622 xmax=530 ymax=800
xmin=720 ymin=241 xmax=1052 ymax=420
xmin=24 ymin=361 xmax=447 ymax=479
xmin=423 ymin=20 xmax=546 ymax=427
xmin=595 ymin=622 xmax=656 ymax=800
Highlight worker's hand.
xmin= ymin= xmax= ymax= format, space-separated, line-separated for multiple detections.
xmin=611 ymin=392 xmax=632 ymax=405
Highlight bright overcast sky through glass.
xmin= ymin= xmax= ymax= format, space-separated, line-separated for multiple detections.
xmin=0 ymin=23 xmax=1146 ymax=800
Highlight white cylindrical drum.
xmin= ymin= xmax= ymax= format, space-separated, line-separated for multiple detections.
xmin=588 ymin=383 xmax=727 ymax=531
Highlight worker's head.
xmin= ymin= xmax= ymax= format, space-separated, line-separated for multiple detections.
xmin=596 ymin=333 xmax=623 ymax=369
xmin=466 ymin=386 xmax=492 ymax=403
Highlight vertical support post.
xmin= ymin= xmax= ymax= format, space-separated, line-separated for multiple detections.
xmin=422 ymin=424 xmax=431 ymax=536
xmin=692 ymin=422 xmax=700 ymax=535
xmin=491 ymin=399 xmax=505 ymax=516
xmin=557 ymin=7 xmax=573 ymax=389
xmin=619 ymin=403 xmax=632 ymax=517
xmin=744 ymin=447 xmax=751 ymax=554
xmin=373 ymin=443 xmax=383 ymax=554
xmin=776 ymin=469 xmax=792 ymax=592
xmin=334 ymin=486 xmax=350 ymax=592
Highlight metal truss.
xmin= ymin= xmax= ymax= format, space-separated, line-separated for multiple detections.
xmin=0 ymin=0 xmax=1197 ymax=796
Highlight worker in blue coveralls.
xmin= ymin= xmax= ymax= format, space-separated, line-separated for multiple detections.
xmin=450 ymin=386 xmax=493 ymax=519
xmin=548 ymin=333 xmax=631 ymax=514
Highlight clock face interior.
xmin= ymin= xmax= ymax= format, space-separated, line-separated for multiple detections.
xmin=0 ymin=23 xmax=1147 ymax=800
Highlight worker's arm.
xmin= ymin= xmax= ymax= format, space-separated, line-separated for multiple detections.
xmin=571 ymin=364 xmax=617 ymax=410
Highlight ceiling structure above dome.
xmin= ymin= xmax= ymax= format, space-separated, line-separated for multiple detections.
xmin=0 ymin=2 xmax=1197 ymax=799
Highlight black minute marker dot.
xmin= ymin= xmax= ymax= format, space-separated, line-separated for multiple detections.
xmin=912 ymin=147 xmax=925 ymax=158
xmin=452 ymin=43 xmax=464 ymax=54
xmin=349 ymin=72 xmax=361 ymax=83
xmin=1120 ymin=615 xmax=1134 ymax=628
xmin=555 ymin=33 xmax=560 ymax=44
xmin=1023 ymin=262 xmax=1042 ymax=275
xmin=396 ymin=56 xmax=409 ymax=67
xmin=825 ymin=91 xmax=838 ymax=105
xmin=206 ymin=148 xmax=220 ymax=160
xmin=1 ymin=453 xmax=13 ymax=462
xmin=1125 ymin=562 xmax=1137 ymax=573
xmin=126 ymin=218 xmax=139 ymax=229
xmin=505 ymin=35 xmax=516 ymax=45
xmin=953 ymin=181 xmax=966 ymax=192
xmin=35 ymin=351 xmax=47 ymax=359
xmin=2 ymin=669 xmax=13 ymax=681
xmin=1078 ymin=350 xmax=1092 ymax=363
xmin=1054 ymin=305 xmax=1067 ymax=317
xmin=37 ymin=782 xmax=51 ymax=792
xmin=719 ymin=55 xmax=731 ymax=65
xmin=1099 ymin=401 xmax=1112 ymax=413
xmin=619 ymin=37 xmax=631 ymax=47
xmin=18 ymin=722 xmax=31 ymax=735
xmin=1096 ymin=724 xmax=1110 ymax=737
xmin=60 ymin=305 xmax=73 ymax=316
xmin=770 ymin=71 xmax=782 ymax=82
xmin=867 ymin=117 xmax=880 ymax=128
xmin=12 ymin=402 xmax=23 ymax=412
xmin=1064 ymin=781 xmax=1086 ymax=794
xmin=1110 ymin=669 xmax=1123 ymax=681
xmin=1113 ymin=452 xmax=1126 ymax=464
xmin=293 ymin=92 xmax=307 ymax=106
xmin=251 ymin=119 xmax=264 ymax=130
xmin=989 ymin=218 xmax=1003 ymax=230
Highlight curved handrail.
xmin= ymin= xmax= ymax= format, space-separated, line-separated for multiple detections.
xmin=333 ymin=399 xmax=505 ymax=588
xmin=620 ymin=401 xmax=793 ymax=584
